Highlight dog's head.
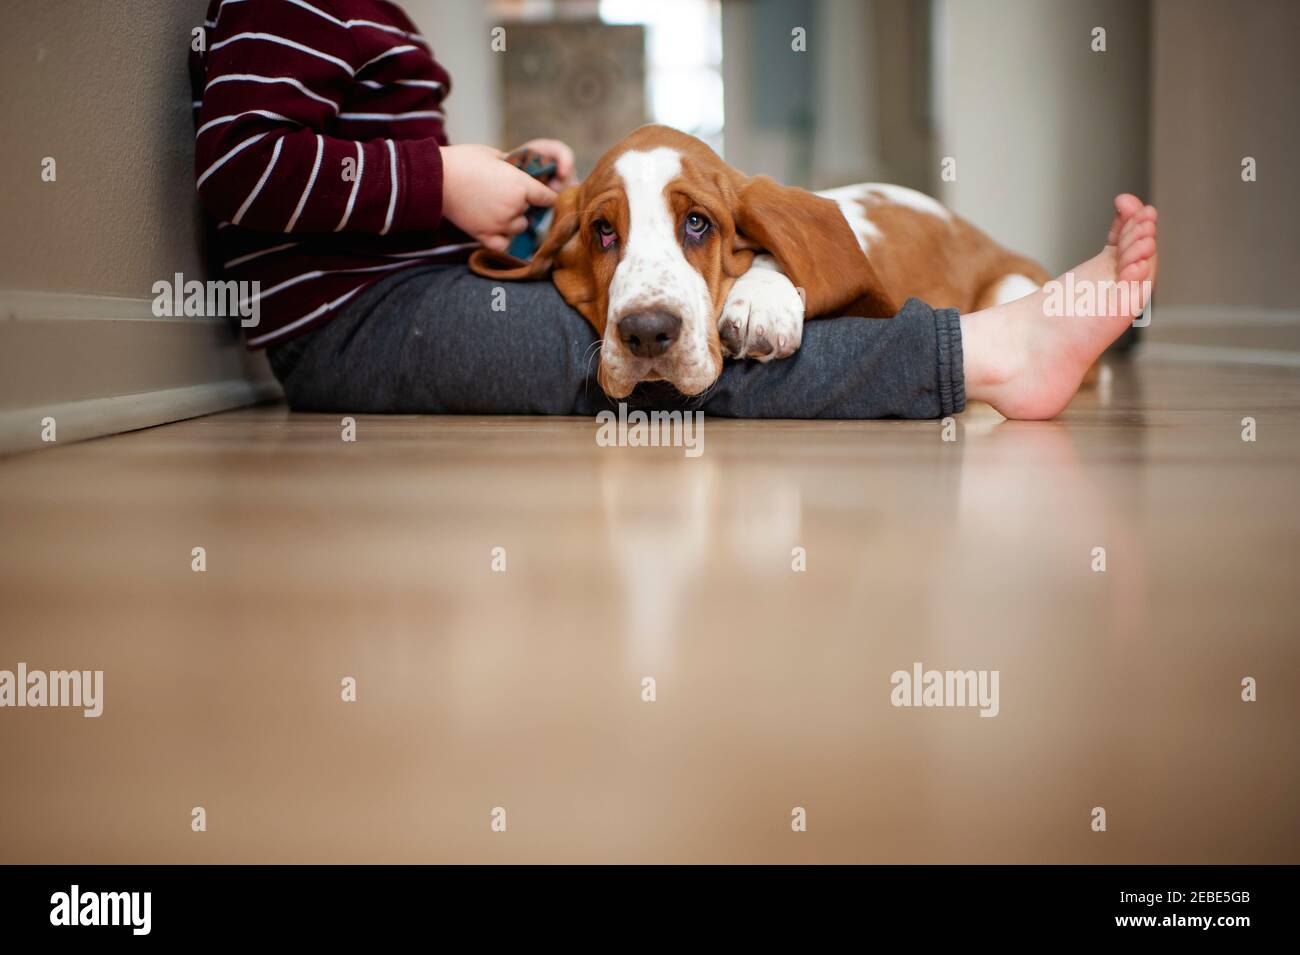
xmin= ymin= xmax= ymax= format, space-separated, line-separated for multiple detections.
xmin=470 ymin=125 xmax=897 ymax=398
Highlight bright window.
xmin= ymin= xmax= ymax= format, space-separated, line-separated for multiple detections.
xmin=599 ymin=0 xmax=724 ymax=154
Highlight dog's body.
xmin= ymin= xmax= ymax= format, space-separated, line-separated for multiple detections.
xmin=471 ymin=125 xmax=1050 ymax=398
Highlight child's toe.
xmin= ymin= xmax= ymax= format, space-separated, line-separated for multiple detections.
xmin=1120 ymin=237 xmax=1156 ymax=271
xmin=1114 ymin=193 xmax=1143 ymax=218
xmin=1118 ymin=214 xmax=1146 ymax=245
xmin=1120 ymin=258 xmax=1151 ymax=284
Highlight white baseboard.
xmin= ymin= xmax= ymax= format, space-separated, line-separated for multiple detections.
xmin=1137 ymin=343 xmax=1300 ymax=369
xmin=0 ymin=288 xmax=225 ymax=324
xmin=0 ymin=379 xmax=282 ymax=455
xmin=1151 ymin=305 xmax=1300 ymax=326
xmin=0 ymin=289 xmax=280 ymax=455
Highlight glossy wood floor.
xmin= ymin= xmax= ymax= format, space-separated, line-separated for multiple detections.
xmin=2 ymin=357 xmax=1298 ymax=863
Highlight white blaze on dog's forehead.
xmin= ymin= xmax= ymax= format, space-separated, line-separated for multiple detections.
xmin=614 ymin=147 xmax=683 ymax=246
xmin=604 ymin=147 xmax=716 ymax=395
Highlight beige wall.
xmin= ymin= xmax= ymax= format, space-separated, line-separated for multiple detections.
xmin=723 ymin=0 xmax=1151 ymax=277
xmin=722 ymin=0 xmax=882 ymax=188
xmin=3 ymin=0 xmax=1292 ymax=309
xmin=868 ymin=0 xmax=938 ymax=195
xmin=1151 ymin=0 xmax=1300 ymax=310
xmin=0 ymin=0 xmax=504 ymax=301
xmin=0 ymin=0 xmax=499 ymax=451
xmin=934 ymin=0 xmax=1151 ymax=274
xmin=0 ymin=0 xmax=212 ymax=297
xmin=402 ymin=0 xmax=500 ymax=147
xmin=0 ymin=0 xmax=274 ymax=452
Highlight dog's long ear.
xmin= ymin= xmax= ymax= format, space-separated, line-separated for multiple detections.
xmin=467 ymin=187 xmax=601 ymax=328
xmin=734 ymin=176 xmax=899 ymax=318
xmin=468 ymin=186 xmax=582 ymax=281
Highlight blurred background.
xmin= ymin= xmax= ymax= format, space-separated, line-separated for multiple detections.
xmin=433 ymin=0 xmax=1298 ymax=308
xmin=1 ymin=0 xmax=1297 ymax=448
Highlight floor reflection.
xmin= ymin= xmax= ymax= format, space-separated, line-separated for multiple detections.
xmin=598 ymin=451 xmax=804 ymax=672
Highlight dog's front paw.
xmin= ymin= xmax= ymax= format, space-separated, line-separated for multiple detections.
xmin=719 ymin=259 xmax=805 ymax=362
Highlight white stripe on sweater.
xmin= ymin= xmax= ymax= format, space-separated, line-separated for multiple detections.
xmin=197 ymin=132 xmax=267 ymax=189
xmin=212 ymin=0 xmax=425 ymax=38
xmin=380 ymin=140 xmax=399 ymax=236
xmin=286 ymin=134 xmax=324 ymax=232
xmin=233 ymin=137 xmax=284 ymax=225
xmin=212 ymin=0 xmax=427 ymax=45
xmin=335 ymin=141 xmax=365 ymax=232
xmin=212 ymin=0 xmax=249 ymax=28
xmin=242 ymin=249 xmax=479 ymax=346
xmin=278 ymin=0 xmax=343 ymax=25
xmin=246 ymin=286 xmax=365 ymax=347
xmin=382 ymin=242 xmax=481 ymax=258
xmin=224 ymin=241 xmax=300 ymax=269
xmin=264 ymin=0 xmax=425 ymax=43
xmin=338 ymin=110 xmax=444 ymax=122
xmin=205 ymin=73 xmax=339 ymax=113
xmin=347 ymin=20 xmax=427 ymax=44
xmin=197 ymin=109 xmax=296 ymax=137
xmin=357 ymin=45 xmax=418 ymax=72
xmin=210 ymin=33 xmax=355 ymax=76
xmin=253 ymin=260 xmax=419 ymax=303
xmin=357 ymin=78 xmax=443 ymax=92
xmin=226 ymin=240 xmax=475 ymax=270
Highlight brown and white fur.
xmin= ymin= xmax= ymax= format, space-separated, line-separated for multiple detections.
xmin=470 ymin=125 xmax=1050 ymax=399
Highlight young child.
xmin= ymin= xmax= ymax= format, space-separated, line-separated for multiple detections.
xmin=192 ymin=0 xmax=1156 ymax=421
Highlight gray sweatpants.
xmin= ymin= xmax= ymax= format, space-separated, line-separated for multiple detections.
xmin=268 ymin=264 xmax=965 ymax=419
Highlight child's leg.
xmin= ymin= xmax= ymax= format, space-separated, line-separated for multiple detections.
xmin=273 ymin=194 xmax=1156 ymax=421
xmin=272 ymin=264 xmax=966 ymax=419
xmin=273 ymin=265 xmax=602 ymax=415
xmin=667 ymin=302 xmax=965 ymax=419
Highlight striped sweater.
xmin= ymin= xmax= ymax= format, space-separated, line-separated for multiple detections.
xmin=190 ymin=0 xmax=474 ymax=348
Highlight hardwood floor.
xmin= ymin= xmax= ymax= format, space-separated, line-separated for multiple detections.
xmin=1 ymin=357 xmax=1298 ymax=863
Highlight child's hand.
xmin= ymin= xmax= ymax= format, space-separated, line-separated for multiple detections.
xmin=519 ymin=138 xmax=577 ymax=190
xmin=440 ymin=144 xmax=557 ymax=253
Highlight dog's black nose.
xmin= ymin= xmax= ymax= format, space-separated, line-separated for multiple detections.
xmin=619 ymin=310 xmax=682 ymax=359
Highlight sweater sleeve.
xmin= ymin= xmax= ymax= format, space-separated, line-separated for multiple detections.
xmin=194 ymin=1 xmax=443 ymax=235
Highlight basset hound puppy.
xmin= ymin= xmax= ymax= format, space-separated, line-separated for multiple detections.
xmin=470 ymin=124 xmax=1050 ymax=399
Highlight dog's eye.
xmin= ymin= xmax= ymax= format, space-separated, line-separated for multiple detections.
xmin=684 ymin=212 xmax=711 ymax=241
xmin=594 ymin=219 xmax=617 ymax=249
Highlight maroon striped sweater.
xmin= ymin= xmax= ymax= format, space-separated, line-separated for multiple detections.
xmin=190 ymin=0 xmax=473 ymax=348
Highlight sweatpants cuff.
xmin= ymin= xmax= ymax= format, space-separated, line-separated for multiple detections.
xmin=935 ymin=306 xmax=966 ymax=416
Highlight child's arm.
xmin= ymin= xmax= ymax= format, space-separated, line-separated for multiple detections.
xmin=194 ymin=3 xmax=551 ymax=244
xmin=195 ymin=2 xmax=432 ymax=235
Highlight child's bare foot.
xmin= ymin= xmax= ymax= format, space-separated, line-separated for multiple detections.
xmin=962 ymin=194 xmax=1158 ymax=419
